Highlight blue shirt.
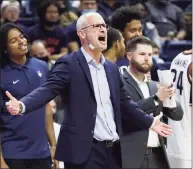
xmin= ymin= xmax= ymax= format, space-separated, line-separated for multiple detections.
xmin=0 ymin=57 xmax=50 ymax=159
xmin=81 ymin=47 xmax=119 ymax=142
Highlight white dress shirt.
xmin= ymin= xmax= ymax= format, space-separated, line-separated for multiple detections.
xmin=53 ymin=122 xmax=64 ymax=168
xmin=81 ymin=47 xmax=119 ymax=142
xmin=128 ymin=70 xmax=160 ymax=147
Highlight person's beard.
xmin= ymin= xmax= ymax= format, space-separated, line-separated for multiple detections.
xmin=131 ymin=59 xmax=152 ymax=73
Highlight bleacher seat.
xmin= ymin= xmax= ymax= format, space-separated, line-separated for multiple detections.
xmin=171 ymin=0 xmax=191 ymax=10
xmin=161 ymin=40 xmax=192 ymax=62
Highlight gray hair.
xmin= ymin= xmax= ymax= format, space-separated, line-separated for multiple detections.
xmin=31 ymin=39 xmax=46 ymax=46
xmin=76 ymin=12 xmax=103 ymax=31
xmin=1 ymin=0 xmax=20 ymax=13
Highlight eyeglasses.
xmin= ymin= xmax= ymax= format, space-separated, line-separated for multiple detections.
xmin=81 ymin=23 xmax=109 ymax=30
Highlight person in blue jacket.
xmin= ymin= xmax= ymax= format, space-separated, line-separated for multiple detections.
xmin=0 ymin=23 xmax=58 ymax=169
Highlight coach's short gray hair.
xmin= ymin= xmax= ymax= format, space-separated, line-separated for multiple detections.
xmin=76 ymin=12 xmax=103 ymax=31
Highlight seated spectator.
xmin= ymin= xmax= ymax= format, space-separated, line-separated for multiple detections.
xmin=146 ymin=0 xmax=185 ymax=40
xmin=131 ymin=2 xmax=161 ymax=47
xmin=150 ymin=42 xmax=167 ymax=82
xmin=25 ymin=0 xmax=45 ymax=16
xmin=69 ymin=0 xmax=81 ymax=8
xmin=30 ymin=40 xmax=50 ymax=62
xmin=56 ymin=0 xmax=78 ymax=28
xmin=0 ymin=0 xmax=27 ymax=33
xmin=30 ymin=40 xmax=55 ymax=70
xmin=76 ymin=0 xmax=105 ymax=18
xmin=27 ymin=0 xmax=68 ymax=61
xmin=98 ymin=0 xmax=126 ymax=23
xmin=152 ymin=42 xmax=164 ymax=63
xmin=182 ymin=3 xmax=192 ymax=40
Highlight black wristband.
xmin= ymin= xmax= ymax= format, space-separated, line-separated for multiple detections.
xmin=154 ymin=94 xmax=160 ymax=102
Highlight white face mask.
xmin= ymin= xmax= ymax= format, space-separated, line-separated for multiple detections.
xmin=153 ymin=55 xmax=159 ymax=59
xmin=81 ymin=9 xmax=97 ymax=14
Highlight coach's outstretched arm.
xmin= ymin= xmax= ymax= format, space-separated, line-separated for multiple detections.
xmin=5 ymin=58 xmax=71 ymax=114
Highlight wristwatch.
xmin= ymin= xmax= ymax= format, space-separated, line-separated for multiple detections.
xmin=18 ymin=102 xmax=24 ymax=114
xmin=154 ymin=94 xmax=160 ymax=102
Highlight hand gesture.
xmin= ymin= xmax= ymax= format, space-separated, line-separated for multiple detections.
xmin=5 ymin=91 xmax=20 ymax=115
xmin=152 ymin=113 xmax=172 ymax=137
xmin=156 ymin=84 xmax=175 ymax=101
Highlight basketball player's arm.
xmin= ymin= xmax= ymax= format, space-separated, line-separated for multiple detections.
xmin=45 ymin=103 xmax=59 ymax=168
xmin=45 ymin=103 xmax=56 ymax=148
xmin=188 ymin=62 xmax=192 ymax=84
xmin=188 ymin=62 xmax=192 ymax=106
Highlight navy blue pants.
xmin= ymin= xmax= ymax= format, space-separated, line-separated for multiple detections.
xmin=65 ymin=139 xmax=121 ymax=169
xmin=5 ymin=156 xmax=52 ymax=169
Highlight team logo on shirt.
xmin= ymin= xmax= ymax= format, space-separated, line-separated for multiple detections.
xmin=37 ymin=71 xmax=42 ymax=77
xmin=13 ymin=80 xmax=19 ymax=84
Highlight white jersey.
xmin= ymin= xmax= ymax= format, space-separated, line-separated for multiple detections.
xmin=167 ymin=52 xmax=192 ymax=160
xmin=53 ymin=122 xmax=64 ymax=168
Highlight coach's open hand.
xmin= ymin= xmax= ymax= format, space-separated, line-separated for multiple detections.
xmin=152 ymin=119 xmax=172 ymax=137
